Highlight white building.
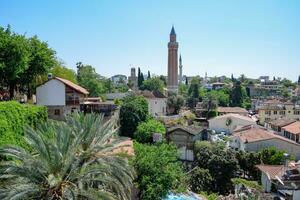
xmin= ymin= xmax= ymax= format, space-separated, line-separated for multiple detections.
xmin=231 ymin=126 xmax=300 ymax=159
xmin=256 ymin=164 xmax=300 ymax=199
xmin=36 ymin=77 xmax=89 ymax=120
xmin=140 ymin=90 xmax=167 ymax=117
xmin=111 ymin=74 xmax=127 ymax=85
xmin=208 ymin=113 xmax=256 ymax=134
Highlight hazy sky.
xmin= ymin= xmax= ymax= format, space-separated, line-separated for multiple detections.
xmin=1 ymin=0 xmax=299 ymax=81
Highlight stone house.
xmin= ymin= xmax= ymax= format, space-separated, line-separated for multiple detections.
xmin=166 ymin=126 xmax=205 ymax=161
xmin=36 ymin=77 xmax=89 ymax=120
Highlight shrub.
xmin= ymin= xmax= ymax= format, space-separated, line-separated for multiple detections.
xmin=134 ymin=119 xmax=165 ymax=143
xmin=0 ymin=101 xmax=47 ymax=150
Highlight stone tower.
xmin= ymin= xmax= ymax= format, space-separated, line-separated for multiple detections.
xmin=179 ymin=54 xmax=183 ymax=84
xmin=128 ymin=67 xmax=138 ymax=90
xmin=167 ymin=26 xmax=179 ymax=92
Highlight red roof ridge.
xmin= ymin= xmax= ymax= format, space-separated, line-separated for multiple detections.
xmin=55 ymin=77 xmax=89 ymax=95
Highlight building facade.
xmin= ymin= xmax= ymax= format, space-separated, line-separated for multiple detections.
xmin=36 ymin=77 xmax=89 ymax=120
xmin=167 ymin=26 xmax=179 ymax=92
xmin=258 ymin=102 xmax=300 ymax=125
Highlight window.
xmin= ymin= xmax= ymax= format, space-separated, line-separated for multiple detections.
xmin=54 ymin=109 xmax=60 ymax=115
xmin=294 ymin=110 xmax=300 ymax=115
xmin=273 ymin=110 xmax=277 ymax=115
xmin=279 ymin=111 xmax=285 ymax=115
xmin=265 ymin=110 xmax=271 ymax=115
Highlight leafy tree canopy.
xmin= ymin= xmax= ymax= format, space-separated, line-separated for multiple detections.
xmin=133 ymin=143 xmax=187 ymax=200
xmin=119 ymin=95 xmax=149 ymax=137
xmin=141 ymin=77 xmax=164 ymax=92
xmin=50 ymin=65 xmax=77 ymax=83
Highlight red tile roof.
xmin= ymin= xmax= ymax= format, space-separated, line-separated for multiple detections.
xmin=282 ymin=121 xmax=300 ymax=135
xmin=217 ymin=107 xmax=248 ymax=114
xmin=233 ymin=126 xmax=300 ymax=145
xmin=256 ymin=165 xmax=285 ymax=180
xmin=55 ymin=77 xmax=89 ymax=95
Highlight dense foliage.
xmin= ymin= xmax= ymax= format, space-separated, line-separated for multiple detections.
xmin=134 ymin=119 xmax=166 ymax=143
xmin=0 ymin=25 xmax=56 ymax=98
xmin=133 ymin=143 xmax=186 ymax=200
xmin=167 ymin=92 xmax=184 ymax=115
xmin=192 ymin=141 xmax=239 ymax=195
xmin=50 ymin=65 xmax=78 ymax=83
xmin=189 ymin=167 xmax=213 ymax=193
xmin=141 ymin=77 xmax=164 ymax=92
xmin=0 ymin=113 xmax=134 ymax=200
xmin=76 ymin=62 xmax=108 ymax=96
xmin=119 ymin=95 xmax=149 ymax=137
xmin=0 ymin=101 xmax=47 ymax=150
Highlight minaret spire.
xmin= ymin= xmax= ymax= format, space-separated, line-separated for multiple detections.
xmin=167 ymin=26 xmax=179 ymax=92
xmin=179 ymin=54 xmax=183 ymax=84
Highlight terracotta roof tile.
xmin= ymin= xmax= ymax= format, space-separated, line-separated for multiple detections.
xmin=268 ymin=118 xmax=296 ymax=128
xmin=282 ymin=121 xmax=300 ymax=135
xmin=256 ymin=165 xmax=285 ymax=180
xmin=217 ymin=107 xmax=248 ymax=114
xmin=234 ymin=126 xmax=300 ymax=145
xmin=55 ymin=77 xmax=89 ymax=95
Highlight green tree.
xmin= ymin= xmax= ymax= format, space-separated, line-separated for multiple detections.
xmin=138 ymin=67 xmax=143 ymax=87
xmin=21 ymin=35 xmax=56 ymax=98
xmin=167 ymin=93 xmax=184 ymax=115
xmin=178 ymin=83 xmax=188 ymax=96
xmin=188 ymin=78 xmax=200 ymax=98
xmin=158 ymin=75 xmax=167 ymax=86
xmin=134 ymin=119 xmax=166 ymax=143
xmin=142 ymin=77 xmax=164 ymax=92
xmin=259 ymin=147 xmax=287 ymax=165
xmin=230 ymin=81 xmax=247 ymax=107
xmin=51 ymin=65 xmax=77 ymax=83
xmin=202 ymin=93 xmax=218 ymax=118
xmin=119 ymin=95 xmax=149 ymax=137
xmin=187 ymin=78 xmax=200 ymax=108
xmin=0 ymin=25 xmax=30 ymax=98
xmin=133 ymin=143 xmax=186 ymax=200
xmin=147 ymin=70 xmax=151 ymax=79
xmin=0 ymin=113 xmax=134 ymax=200
xmin=193 ymin=141 xmax=239 ymax=194
xmin=189 ymin=167 xmax=213 ymax=193
xmin=76 ymin=63 xmax=107 ymax=96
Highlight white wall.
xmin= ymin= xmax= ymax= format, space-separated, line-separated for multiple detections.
xmin=209 ymin=116 xmax=256 ymax=134
xmin=36 ymin=79 xmax=66 ymax=106
xmin=261 ymin=173 xmax=272 ymax=192
xmin=245 ymin=138 xmax=300 ymax=160
xmin=147 ymin=98 xmax=167 ymax=117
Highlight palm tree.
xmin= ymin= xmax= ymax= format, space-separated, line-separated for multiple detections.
xmin=0 ymin=113 xmax=135 ymax=200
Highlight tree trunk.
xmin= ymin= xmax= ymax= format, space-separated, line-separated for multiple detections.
xmin=27 ymin=82 xmax=32 ymax=99
xmin=9 ymin=82 xmax=15 ymax=99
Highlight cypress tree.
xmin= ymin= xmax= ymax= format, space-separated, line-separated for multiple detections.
xmin=147 ymin=70 xmax=151 ymax=79
xmin=185 ymin=77 xmax=188 ymax=86
xmin=138 ymin=67 xmax=142 ymax=87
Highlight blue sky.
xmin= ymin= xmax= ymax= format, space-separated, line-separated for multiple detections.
xmin=1 ymin=0 xmax=300 ymax=81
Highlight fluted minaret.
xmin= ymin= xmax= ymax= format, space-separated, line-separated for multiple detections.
xmin=167 ymin=26 xmax=179 ymax=92
xmin=179 ymin=54 xmax=183 ymax=84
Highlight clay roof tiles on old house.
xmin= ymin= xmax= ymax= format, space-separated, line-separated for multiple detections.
xmin=282 ymin=121 xmax=300 ymax=135
xmin=55 ymin=77 xmax=89 ymax=95
xmin=234 ymin=126 xmax=300 ymax=145
xmin=217 ymin=107 xmax=248 ymax=114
